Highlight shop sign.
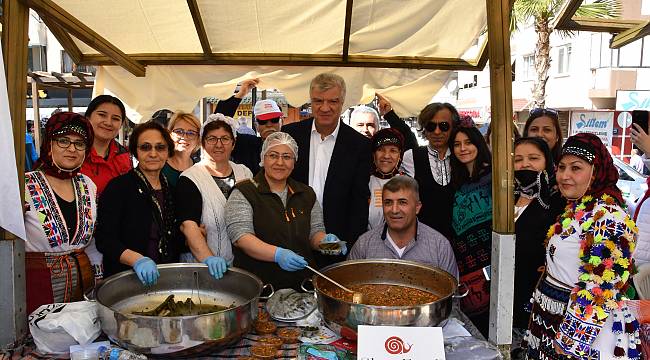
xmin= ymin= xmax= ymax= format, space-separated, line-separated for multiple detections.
xmin=616 ymin=90 xmax=650 ymax=111
xmin=570 ymin=111 xmax=613 ymax=147
xmin=357 ymin=325 xmax=445 ymax=360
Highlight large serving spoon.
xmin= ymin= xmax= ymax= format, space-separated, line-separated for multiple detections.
xmin=305 ymin=265 xmax=363 ymax=304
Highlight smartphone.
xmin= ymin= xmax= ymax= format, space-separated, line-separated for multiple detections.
xmin=482 ymin=265 xmax=491 ymax=281
xmin=633 ymin=110 xmax=649 ymax=133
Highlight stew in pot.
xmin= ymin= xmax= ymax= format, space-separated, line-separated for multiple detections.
xmin=322 ymin=284 xmax=439 ymax=306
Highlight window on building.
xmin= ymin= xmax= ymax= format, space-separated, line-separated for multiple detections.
xmin=61 ymin=51 xmax=96 ymax=74
xmin=601 ymin=33 xmax=612 ymax=68
xmin=590 ymin=34 xmax=601 ymax=69
xmin=28 ymin=46 xmax=47 ymax=72
xmin=557 ymin=44 xmax=572 ymax=75
xmin=618 ymin=38 xmax=643 ymax=67
xmin=522 ymin=54 xmax=535 ymax=80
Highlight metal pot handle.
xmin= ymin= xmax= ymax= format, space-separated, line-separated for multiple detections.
xmin=259 ymin=283 xmax=275 ymax=300
xmin=453 ymin=283 xmax=469 ymax=299
xmin=300 ymin=278 xmax=315 ymax=293
xmin=83 ymin=287 xmax=96 ymax=302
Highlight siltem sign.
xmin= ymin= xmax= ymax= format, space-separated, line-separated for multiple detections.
xmin=569 ymin=111 xmax=613 ymax=147
xmin=616 ymin=90 xmax=650 ymax=111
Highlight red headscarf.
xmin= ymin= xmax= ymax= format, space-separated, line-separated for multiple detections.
xmin=561 ymin=133 xmax=623 ymax=205
xmin=35 ymin=112 xmax=94 ymax=179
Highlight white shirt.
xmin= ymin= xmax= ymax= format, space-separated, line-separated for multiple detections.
xmin=400 ymin=145 xmax=451 ymax=186
xmin=309 ymin=120 xmax=341 ymax=206
xmin=386 ymin=231 xmax=407 ymax=257
xmin=368 ymin=175 xmax=390 ymax=230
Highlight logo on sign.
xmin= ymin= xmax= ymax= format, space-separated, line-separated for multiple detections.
xmin=384 ymin=336 xmax=412 ymax=354
xmin=575 ymin=113 xmax=607 ymax=130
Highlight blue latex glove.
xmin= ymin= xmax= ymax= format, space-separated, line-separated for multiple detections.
xmin=203 ymin=256 xmax=228 ymax=279
xmin=319 ymin=233 xmax=348 ymax=255
xmin=274 ymin=247 xmax=307 ymax=271
xmin=133 ymin=257 xmax=159 ymax=286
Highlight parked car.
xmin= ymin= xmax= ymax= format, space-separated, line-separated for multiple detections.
xmin=612 ymin=157 xmax=648 ymax=207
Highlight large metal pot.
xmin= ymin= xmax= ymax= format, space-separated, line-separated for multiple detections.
xmin=93 ymin=263 xmax=265 ymax=356
xmin=311 ymin=259 xmax=457 ymax=339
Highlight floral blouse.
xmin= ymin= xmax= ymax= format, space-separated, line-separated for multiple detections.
xmin=545 ymin=194 xmax=640 ymax=359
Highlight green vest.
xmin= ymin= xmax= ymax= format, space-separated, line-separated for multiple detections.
xmin=234 ymin=171 xmax=316 ymax=290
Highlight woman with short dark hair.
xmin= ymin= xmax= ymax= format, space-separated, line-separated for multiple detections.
xmin=95 ymin=121 xmax=179 ymax=285
xmin=448 ymin=125 xmax=492 ymax=337
xmin=176 ymin=114 xmax=253 ymax=279
xmin=81 ymin=95 xmax=132 ymax=195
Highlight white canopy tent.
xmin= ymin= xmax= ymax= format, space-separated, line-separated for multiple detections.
xmin=26 ymin=0 xmax=489 ymax=121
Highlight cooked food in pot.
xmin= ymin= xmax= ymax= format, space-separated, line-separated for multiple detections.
xmin=322 ymin=284 xmax=439 ymax=306
xmin=132 ymin=294 xmax=233 ymax=316
xmin=254 ymin=319 xmax=277 ymax=335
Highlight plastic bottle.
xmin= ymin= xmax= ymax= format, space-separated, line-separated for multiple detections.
xmin=98 ymin=346 xmax=147 ymax=360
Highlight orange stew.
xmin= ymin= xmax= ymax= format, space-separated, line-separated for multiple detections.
xmin=323 ymin=284 xmax=439 ymax=306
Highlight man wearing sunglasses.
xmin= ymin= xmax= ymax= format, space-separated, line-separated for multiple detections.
xmin=230 ymin=99 xmax=284 ymax=174
xmin=400 ymin=103 xmax=459 ymax=240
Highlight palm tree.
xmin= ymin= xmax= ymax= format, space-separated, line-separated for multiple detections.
xmin=512 ymin=0 xmax=621 ymax=108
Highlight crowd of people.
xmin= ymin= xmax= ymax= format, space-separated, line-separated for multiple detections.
xmin=22 ymin=72 xmax=646 ymax=359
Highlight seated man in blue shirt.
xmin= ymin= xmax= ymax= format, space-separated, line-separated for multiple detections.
xmin=348 ymin=175 xmax=459 ymax=279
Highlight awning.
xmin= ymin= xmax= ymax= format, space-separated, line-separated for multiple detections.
xmin=25 ymin=0 xmax=490 ymax=122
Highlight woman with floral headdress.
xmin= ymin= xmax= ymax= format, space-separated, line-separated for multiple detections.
xmin=367 ymin=128 xmax=407 ymax=229
xmin=524 ymin=133 xmax=640 ymax=359
xmin=24 ymin=112 xmax=101 ymax=314
xmin=176 ymin=114 xmax=253 ymax=279
xmin=511 ymin=137 xmax=565 ymax=356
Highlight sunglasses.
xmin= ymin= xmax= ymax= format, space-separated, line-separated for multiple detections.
xmin=257 ymin=117 xmax=281 ymax=126
xmin=529 ymin=108 xmax=559 ymax=119
xmin=424 ymin=121 xmax=451 ymax=132
xmin=138 ymin=143 xmax=168 ymax=152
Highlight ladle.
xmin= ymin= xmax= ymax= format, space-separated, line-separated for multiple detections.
xmin=305 ymin=265 xmax=363 ymax=304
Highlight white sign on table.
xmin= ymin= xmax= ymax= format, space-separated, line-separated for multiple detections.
xmin=357 ymin=325 xmax=445 ymax=360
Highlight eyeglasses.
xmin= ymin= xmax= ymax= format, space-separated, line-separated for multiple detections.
xmin=205 ymin=136 xmax=233 ymax=145
xmin=54 ymin=137 xmax=87 ymax=151
xmin=265 ymin=152 xmax=295 ymax=162
xmin=529 ymin=108 xmax=559 ymax=119
xmin=257 ymin=117 xmax=281 ymax=126
xmin=424 ymin=121 xmax=451 ymax=132
xmin=138 ymin=143 xmax=168 ymax=152
xmin=171 ymin=128 xmax=199 ymax=139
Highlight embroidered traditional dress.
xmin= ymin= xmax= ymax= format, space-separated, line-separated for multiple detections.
xmin=525 ymin=195 xmax=641 ymax=360
xmin=24 ymin=170 xmax=101 ymax=314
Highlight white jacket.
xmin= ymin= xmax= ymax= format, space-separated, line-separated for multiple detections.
xmin=634 ymin=197 xmax=650 ymax=267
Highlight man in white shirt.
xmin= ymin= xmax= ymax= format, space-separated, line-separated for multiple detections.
xmin=282 ymin=73 xmax=371 ymax=267
xmin=349 ymin=176 xmax=459 ymax=279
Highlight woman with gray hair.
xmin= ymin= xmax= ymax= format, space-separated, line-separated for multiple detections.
xmin=225 ymin=132 xmax=343 ymax=289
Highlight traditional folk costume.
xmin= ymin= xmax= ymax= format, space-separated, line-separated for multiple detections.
xmin=24 ymin=112 xmax=101 ymax=315
xmin=525 ymin=133 xmax=641 ymax=360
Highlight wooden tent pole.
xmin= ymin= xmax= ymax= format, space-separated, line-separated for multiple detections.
xmin=486 ymin=0 xmax=515 ymax=355
xmin=0 ymin=0 xmax=29 ymax=349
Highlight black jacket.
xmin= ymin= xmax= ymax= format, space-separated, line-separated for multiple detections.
xmin=95 ymin=170 xmax=180 ymax=277
xmin=282 ymin=119 xmax=371 ymax=267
